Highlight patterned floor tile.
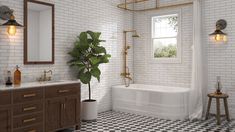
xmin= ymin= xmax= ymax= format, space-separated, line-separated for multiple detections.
xmin=58 ymin=111 xmax=235 ymax=132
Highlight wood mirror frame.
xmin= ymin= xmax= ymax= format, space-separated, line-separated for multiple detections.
xmin=24 ymin=0 xmax=54 ymax=64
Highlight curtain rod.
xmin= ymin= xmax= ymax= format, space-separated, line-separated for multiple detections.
xmin=117 ymin=0 xmax=193 ymax=12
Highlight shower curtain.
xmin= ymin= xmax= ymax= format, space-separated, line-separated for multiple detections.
xmin=189 ymin=0 xmax=204 ymax=120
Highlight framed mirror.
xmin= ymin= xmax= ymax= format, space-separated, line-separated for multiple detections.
xmin=24 ymin=0 xmax=54 ymax=64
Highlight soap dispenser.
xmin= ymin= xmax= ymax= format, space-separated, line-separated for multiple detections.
xmin=14 ymin=65 xmax=21 ymax=85
xmin=5 ymin=71 xmax=13 ymax=86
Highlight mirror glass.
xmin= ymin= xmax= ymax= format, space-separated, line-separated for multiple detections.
xmin=24 ymin=0 xmax=54 ymax=64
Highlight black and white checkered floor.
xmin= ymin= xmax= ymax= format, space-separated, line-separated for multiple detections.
xmin=59 ymin=111 xmax=235 ymax=132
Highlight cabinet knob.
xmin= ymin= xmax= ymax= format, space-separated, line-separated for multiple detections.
xmin=23 ymin=106 xmax=37 ymax=111
xmin=58 ymin=89 xmax=70 ymax=93
xmin=23 ymin=118 xmax=36 ymax=123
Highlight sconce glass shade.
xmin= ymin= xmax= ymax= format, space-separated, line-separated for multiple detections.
xmin=209 ymin=19 xmax=227 ymax=43
xmin=209 ymin=29 xmax=227 ymax=42
xmin=1 ymin=15 xmax=23 ymax=36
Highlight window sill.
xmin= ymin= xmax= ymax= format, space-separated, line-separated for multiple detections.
xmin=148 ymin=58 xmax=182 ymax=64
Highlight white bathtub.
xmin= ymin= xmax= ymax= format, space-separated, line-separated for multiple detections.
xmin=112 ymin=84 xmax=189 ymax=120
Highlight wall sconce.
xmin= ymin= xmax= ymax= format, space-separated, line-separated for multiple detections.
xmin=209 ymin=19 xmax=227 ymax=43
xmin=0 ymin=6 xmax=23 ymax=36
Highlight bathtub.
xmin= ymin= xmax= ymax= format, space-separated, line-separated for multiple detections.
xmin=112 ymin=84 xmax=189 ymax=120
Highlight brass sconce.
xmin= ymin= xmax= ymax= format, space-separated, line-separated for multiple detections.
xmin=0 ymin=6 xmax=23 ymax=36
xmin=209 ymin=19 xmax=227 ymax=43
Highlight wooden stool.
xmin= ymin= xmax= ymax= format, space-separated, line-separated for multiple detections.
xmin=205 ymin=93 xmax=230 ymax=125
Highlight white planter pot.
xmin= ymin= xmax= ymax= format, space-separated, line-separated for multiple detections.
xmin=82 ymin=100 xmax=97 ymax=121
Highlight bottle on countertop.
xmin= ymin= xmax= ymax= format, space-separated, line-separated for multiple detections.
xmin=215 ymin=76 xmax=222 ymax=94
xmin=14 ymin=65 xmax=21 ymax=85
xmin=5 ymin=71 xmax=13 ymax=86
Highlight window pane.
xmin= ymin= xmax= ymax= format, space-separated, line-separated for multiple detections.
xmin=152 ymin=14 xmax=178 ymax=38
xmin=153 ymin=38 xmax=177 ymax=58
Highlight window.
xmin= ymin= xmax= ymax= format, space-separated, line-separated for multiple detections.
xmin=151 ymin=12 xmax=181 ymax=63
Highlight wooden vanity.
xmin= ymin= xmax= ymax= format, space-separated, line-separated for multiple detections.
xmin=0 ymin=81 xmax=80 ymax=132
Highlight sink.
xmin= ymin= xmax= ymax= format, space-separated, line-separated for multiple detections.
xmin=48 ymin=80 xmax=65 ymax=83
xmin=40 ymin=80 xmax=67 ymax=84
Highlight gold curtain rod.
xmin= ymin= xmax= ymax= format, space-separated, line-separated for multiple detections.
xmin=118 ymin=0 xmax=149 ymax=6
xmin=117 ymin=0 xmax=193 ymax=12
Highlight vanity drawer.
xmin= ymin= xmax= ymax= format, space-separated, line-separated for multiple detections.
xmin=13 ymin=101 xmax=43 ymax=116
xmin=13 ymin=88 xmax=43 ymax=104
xmin=13 ymin=123 xmax=43 ymax=132
xmin=0 ymin=91 xmax=11 ymax=105
xmin=13 ymin=113 xmax=43 ymax=128
xmin=45 ymin=83 xmax=80 ymax=98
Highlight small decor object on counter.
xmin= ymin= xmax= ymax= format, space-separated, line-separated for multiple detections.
xmin=68 ymin=31 xmax=111 ymax=121
xmin=5 ymin=71 xmax=13 ymax=86
xmin=14 ymin=65 xmax=21 ymax=85
xmin=215 ymin=76 xmax=222 ymax=94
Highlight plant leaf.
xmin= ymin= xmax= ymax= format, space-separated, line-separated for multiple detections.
xmin=90 ymin=57 xmax=100 ymax=65
xmin=90 ymin=67 xmax=101 ymax=82
xmin=79 ymin=71 xmax=91 ymax=84
xmin=78 ymin=32 xmax=89 ymax=50
xmin=100 ymin=54 xmax=111 ymax=63
xmin=92 ymin=46 xmax=106 ymax=54
xmin=79 ymin=32 xmax=88 ymax=42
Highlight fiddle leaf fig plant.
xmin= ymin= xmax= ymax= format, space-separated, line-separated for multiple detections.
xmin=68 ymin=31 xmax=111 ymax=100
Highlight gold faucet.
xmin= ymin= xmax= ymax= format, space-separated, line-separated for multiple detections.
xmin=120 ymin=67 xmax=132 ymax=80
xmin=121 ymin=30 xmax=139 ymax=85
xmin=38 ymin=70 xmax=53 ymax=82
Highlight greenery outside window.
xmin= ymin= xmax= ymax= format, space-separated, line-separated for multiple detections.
xmin=151 ymin=12 xmax=181 ymax=63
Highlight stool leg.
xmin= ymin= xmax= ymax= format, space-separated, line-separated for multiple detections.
xmin=223 ymin=98 xmax=230 ymax=121
xmin=216 ymin=98 xmax=221 ymax=125
xmin=206 ymin=97 xmax=212 ymax=119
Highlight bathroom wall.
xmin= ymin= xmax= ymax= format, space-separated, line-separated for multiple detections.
xmin=0 ymin=0 xmax=133 ymax=112
xmin=133 ymin=0 xmax=193 ymax=88
xmin=202 ymin=0 xmax=235 ymax=117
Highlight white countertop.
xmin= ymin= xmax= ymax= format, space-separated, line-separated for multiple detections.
xmin=0 ymin=80 xmax=80 ymax=91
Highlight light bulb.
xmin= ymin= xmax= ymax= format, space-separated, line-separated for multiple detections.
xmin=223 ymin=35 xmax=227 ymax=42
xmin=7 ymin=25 xmax=17 ymax=36
xmin=215 ymin=34 xmax=221 ymax=41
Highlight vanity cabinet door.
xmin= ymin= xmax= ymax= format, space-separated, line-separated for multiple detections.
xmin=0 ymin=108 xmax=11 ymax=132
xmin=62 ymin=96 xmax=80 ymax=128
xmin=45 ymin=98 xmax=63 ymax=132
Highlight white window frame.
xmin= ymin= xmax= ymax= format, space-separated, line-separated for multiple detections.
xmin=150 ymin=10 xmax=182 ymax=63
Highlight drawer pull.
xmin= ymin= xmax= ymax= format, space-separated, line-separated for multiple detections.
xmin=58 ymin=90 xmax=70 ymax=93
xmin=23 ymin=118 xmax=36 ymax=123
xmin=28 ymin=130 xmax=37 ymax=132
xmin=23 ymin=106 xmax=36 ymax=111
xmin=23 ymin=93 xmax=36 ymax=98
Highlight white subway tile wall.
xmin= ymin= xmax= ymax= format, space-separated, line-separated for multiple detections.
xmin=0 ymin=0 xmax=133 ymax=112
xmin=202 ymin=0 xmax=235 ymax=117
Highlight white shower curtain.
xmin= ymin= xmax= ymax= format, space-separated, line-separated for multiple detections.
xmin=189 ymin=0 xmax=204 ymax=120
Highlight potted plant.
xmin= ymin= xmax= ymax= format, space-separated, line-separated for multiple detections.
xmin=68 ymin=31 xmax=111 ymax=121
